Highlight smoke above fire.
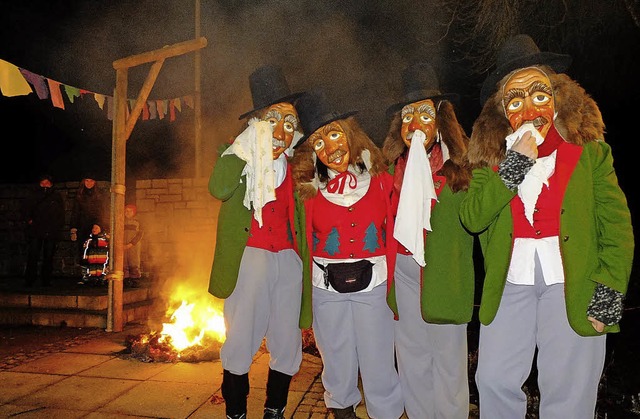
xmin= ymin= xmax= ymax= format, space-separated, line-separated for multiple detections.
xmin=3 ymin=0 xmax=458 ymax=183
xmin=2 ymin=1 xmax=639 ymax=187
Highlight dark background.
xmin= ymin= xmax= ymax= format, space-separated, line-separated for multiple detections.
xmin=0 ymin=0 xmax=638 ymax=287
xmin=0 ymin=1 xmax=638 ymax=183
xmin=1 ymin=1 xmax=639 ymax=412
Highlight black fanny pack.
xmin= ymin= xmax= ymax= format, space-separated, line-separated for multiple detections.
xmin=314 ymin=260 xmax=373 ymax=293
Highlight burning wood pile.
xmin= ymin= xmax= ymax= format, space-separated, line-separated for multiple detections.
xmin=122 ymin=295 xmax=320 ymax=363
xmin=124 ymin=330 xmax=222 ymax=362
xmin=123 ymin=299 xmax=226 ymax=363
xmin=126 ymin=329 xmax=319 ymax=363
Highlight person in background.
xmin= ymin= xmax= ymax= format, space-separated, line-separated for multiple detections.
xmin=207 ymin=64 xmax=304 ymax=419
xmin=22 ymin=173 xmax=65 ymax=287
xmin=382 ymin=62 xmax=474 ymax=419
xmin=124 ymin=203 xmax=144 ymax=288
xmin=80 ymin=223 xmax=109 ymax=286
xmin=70 ymin=176 xmax=109 ymax=265
xmin=291 ymin=89 xmax=404 ymax=419
xmin=460 ymin=34 xmax=634 ymax=418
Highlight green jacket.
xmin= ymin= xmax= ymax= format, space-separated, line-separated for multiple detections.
xmin=386 ymin=164 xmax=475 ymax=324
xmin=207 ymin=150 xmax=300 ymax=300
xmin=459 ymin=140 xmax=634 ymax=336
xmin=207 ymin=152 xmax=252 ymax=299
xmin=294 ymin=192 xmax=313 ymax=329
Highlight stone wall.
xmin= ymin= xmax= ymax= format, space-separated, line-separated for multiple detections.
xmin=134 ymin=178 xmax=220 ymax=281
xmin=0 ymin=178 xmax=220 ymax=281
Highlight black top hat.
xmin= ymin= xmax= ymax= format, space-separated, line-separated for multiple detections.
xmin=479 ymin=34 xmax=572 ymax=105
xmin=292 ymin=89 xmax=358 ymax=149
xmin=238 ymin=65 xmax=303 ymax=120
xmin=386 ymin=62 xmax=459 ymax=117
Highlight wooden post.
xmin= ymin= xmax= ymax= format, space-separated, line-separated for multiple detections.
xmin=194 ymin=0 xmax=202 ymax=178
xmin=108 ymin=68 xmax=128 ymax=332
xmin=107 ymin=37 xmax=207 ymax=332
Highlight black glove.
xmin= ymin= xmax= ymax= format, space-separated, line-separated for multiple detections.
xmin=586 ymin=283 xmax=624 ymax=326
xmin=497 ymin=149 xmax=535 ymax=191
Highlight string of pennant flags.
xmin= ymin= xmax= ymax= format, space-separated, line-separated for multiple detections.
xmin=0 ymin=58 xmax=194 ymax=122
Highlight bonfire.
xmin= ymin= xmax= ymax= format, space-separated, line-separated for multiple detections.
xmin=125 ymin=299 xmax=226 ymax=363
xmin=123 ymin=295 xmax=319 ymax=363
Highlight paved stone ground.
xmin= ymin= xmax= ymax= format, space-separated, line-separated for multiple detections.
xmin=0 ymin=324 xmax=358 ymax=418
xmin=1 ymin=315 xmax=639 ymax=418
xmin=0 ymin=325 xmax=105 ymax=371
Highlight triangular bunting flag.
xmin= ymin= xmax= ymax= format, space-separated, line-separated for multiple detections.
xmin=19 ymin=69 xmax=49 ymax=99
xmin=94 ymin=93 xmax=106 ymax=110
xmin=47 ymin=79 xmax=65 ymax=109
xmin=148 ymin=101 xmax=157 ymax=119
xmin=1 ymin=58 xmax=194 ymax=123
xmin=0 ymin=59 xmax=33 ymax=97
xmin=64 ymin=85 xmax=81 ymax=103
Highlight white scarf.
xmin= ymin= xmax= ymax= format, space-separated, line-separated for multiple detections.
xmin=221 ymin=119 xmax=276 ymax=227
xmin=393 ymin=130 xmax=438 ymax=267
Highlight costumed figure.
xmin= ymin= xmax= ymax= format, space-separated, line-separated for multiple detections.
xmin=291 ymin=89 xmax=404 ymax=419
xmin=208 ymin=65 xmax=304 ymax=419
xmin=382 ymin=62 xmax=474 ymax=419
xmin=459 ymin=34 xmax=634 ymax=418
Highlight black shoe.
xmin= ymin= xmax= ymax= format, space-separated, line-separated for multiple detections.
xmin=264 ymin=407 xmax=285 ymax=419
xmin=226 ymin=414 xmax=246 ymax=419
xmin=332 ymin=406 xmax=357 ymax=419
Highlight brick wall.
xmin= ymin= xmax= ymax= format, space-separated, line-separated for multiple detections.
xmin=0 ymin=178 xmax=221 ymax=281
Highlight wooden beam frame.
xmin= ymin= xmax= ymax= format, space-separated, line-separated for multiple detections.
xmin=107 ymin=36 xmax=207 ymax=332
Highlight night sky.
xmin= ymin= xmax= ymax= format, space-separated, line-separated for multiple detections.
xmin=1 ymin=0 xmax=638 ymax=223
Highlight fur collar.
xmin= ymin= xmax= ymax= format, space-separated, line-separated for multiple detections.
xmin=468 ymin=72 xmax=605 ymax=168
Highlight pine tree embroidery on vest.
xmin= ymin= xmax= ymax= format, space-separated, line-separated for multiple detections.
xmin=363 ymin=222 xmax=380 ymax=252
xmin=324 ymin=227 xmax=340 ymax=255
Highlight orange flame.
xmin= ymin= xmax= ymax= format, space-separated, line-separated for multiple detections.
xmin=158 ymin=299 xmax=226 ymax=352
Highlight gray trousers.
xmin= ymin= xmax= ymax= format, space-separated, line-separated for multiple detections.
xmin=476 ymin=255 xmax=606 ymax=419
xmin=221 ymin=247 xmax=303 ymax=376
xmin=312 ymin=283 xmax=404 ymax=419
xmin=394 ymin=254 xmax=469 ymax=419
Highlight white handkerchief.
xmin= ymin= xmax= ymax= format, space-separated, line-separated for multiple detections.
xmin=518 ymin=152 xmax=556 ymax=224
xmin=221 ymin=119 xmax=276 ymax=227
xmin=505 ymin=122 xmax=544 ymax=149
xmin=393 ymin=130 xmax=438 ymax=267
xmin=505 ymin=123 xmax=555 ymax=225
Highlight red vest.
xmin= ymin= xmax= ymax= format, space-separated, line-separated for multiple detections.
xmin=312 ymin=179 xmax=388 ymax=259
xmin=246 ymin=170 xmax=295 ymax=252
xmin=511 ymin=126 xmax=582 ymax=238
